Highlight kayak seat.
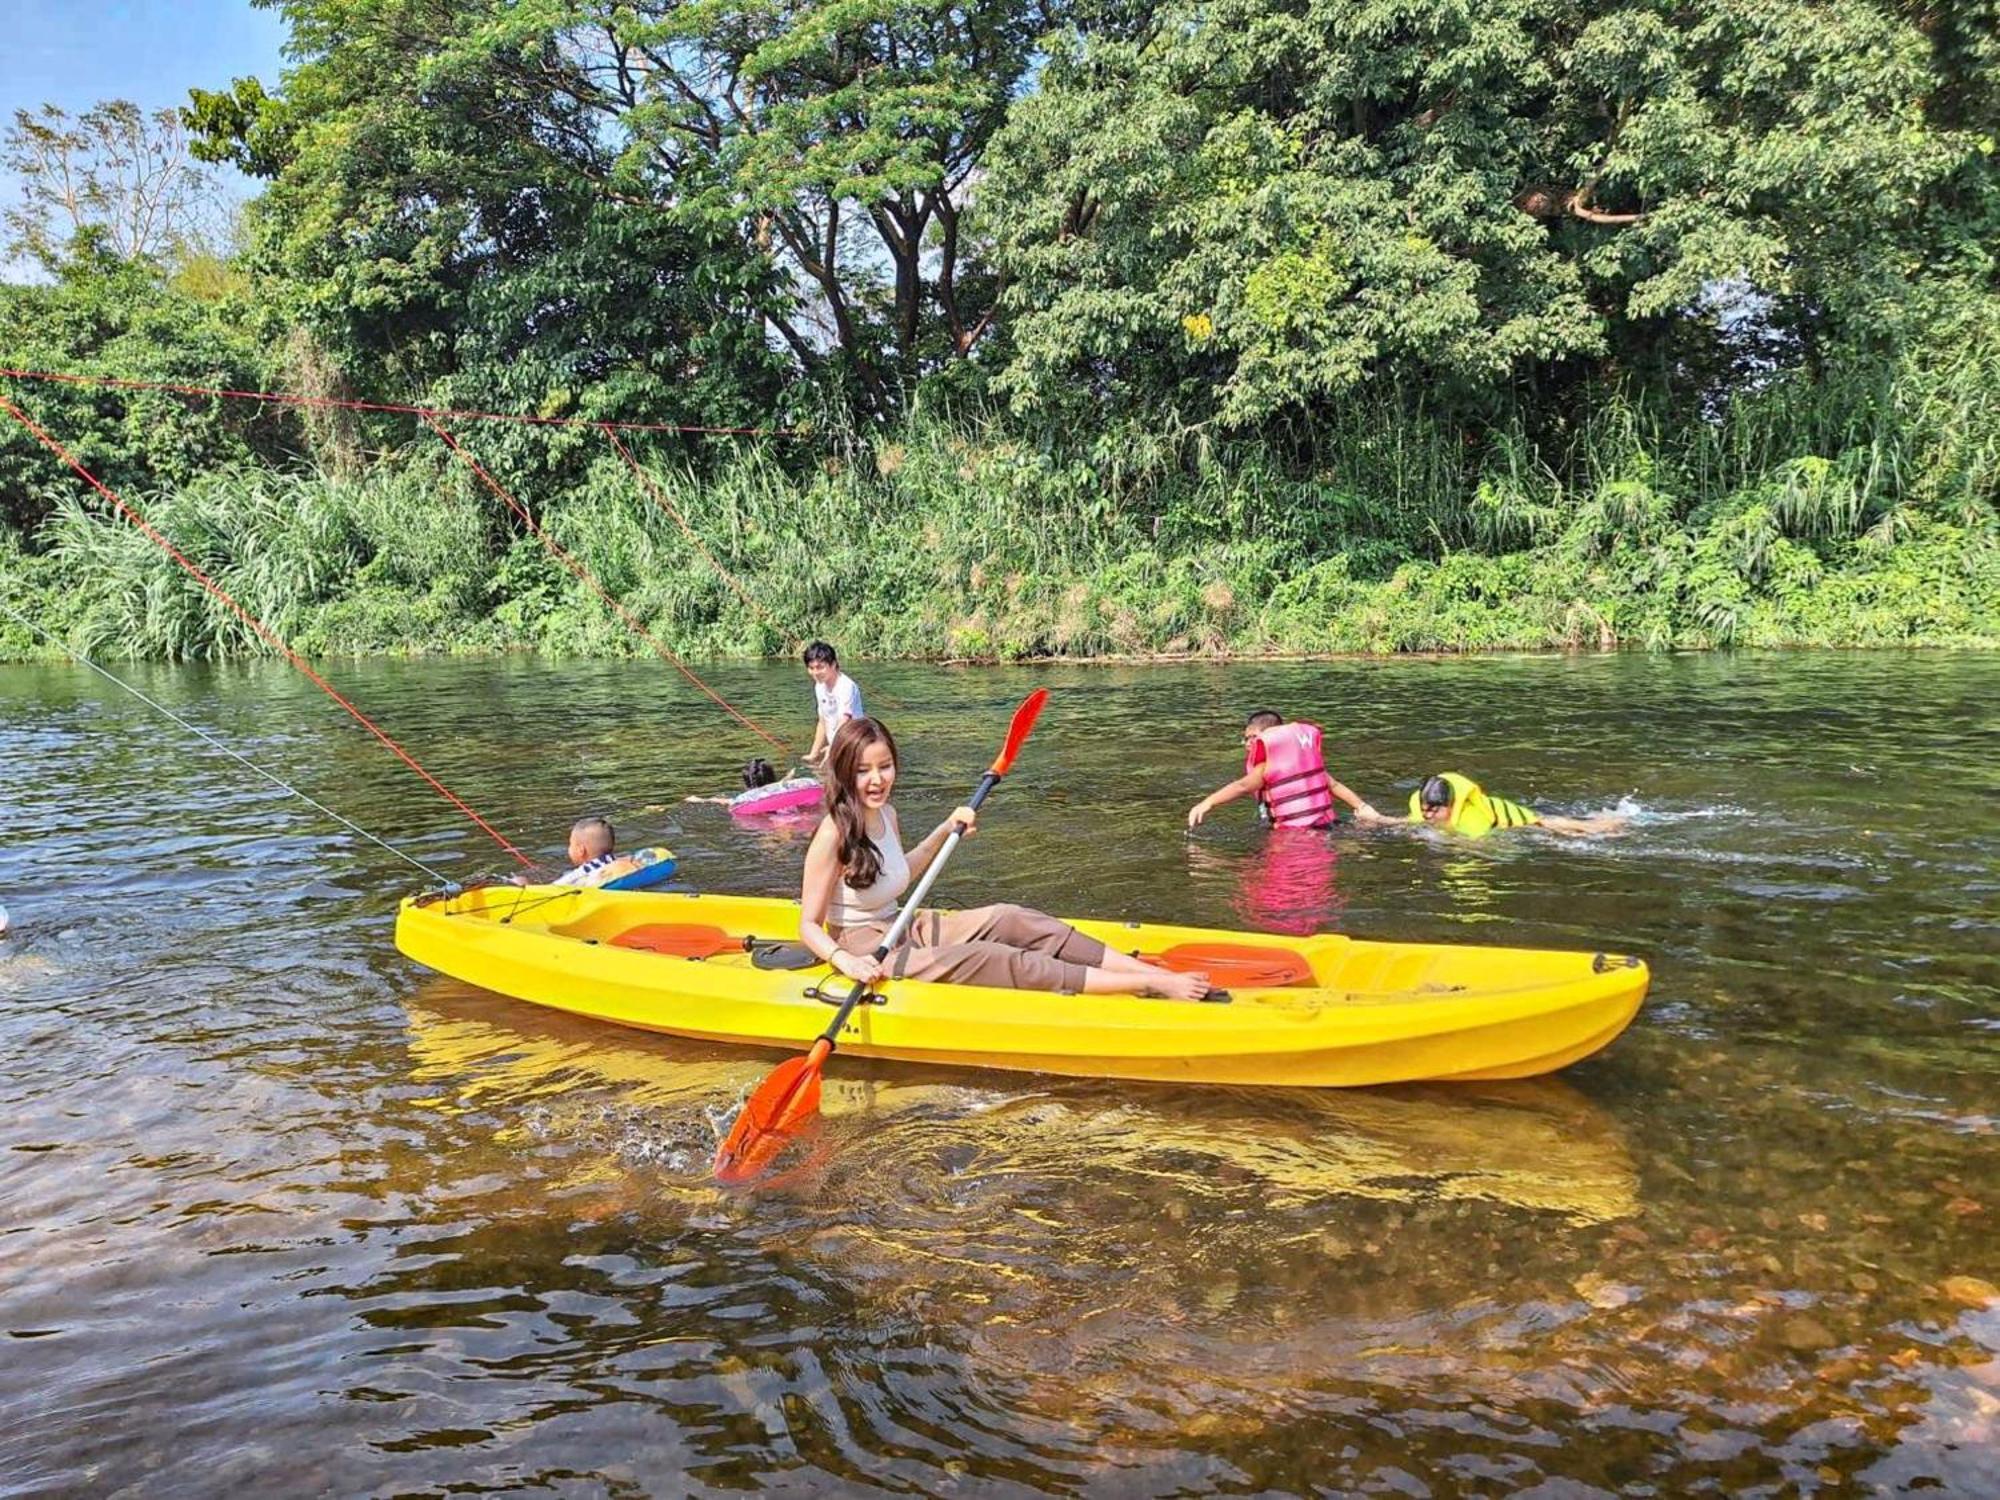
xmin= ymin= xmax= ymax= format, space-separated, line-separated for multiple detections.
xmin=750 ymin=941 xmax=823 ymax=971
xmin=1142 ymin=943 xmax=1316 ymax=988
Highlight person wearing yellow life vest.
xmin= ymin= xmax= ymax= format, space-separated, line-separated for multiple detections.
xmin=1411 ymin=773 xmax=1626 ymax=838
xmin=1188 ymin=710 xmax=1388 ymax=829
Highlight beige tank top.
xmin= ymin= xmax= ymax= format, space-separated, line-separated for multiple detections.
xmin=829 ymin=807 xmax=910 ymax=926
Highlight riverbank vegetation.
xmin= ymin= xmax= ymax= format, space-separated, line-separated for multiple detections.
xmin=3 ymin=0 xmax=1996 ymax=660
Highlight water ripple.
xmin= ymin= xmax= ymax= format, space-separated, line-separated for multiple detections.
xmin=1 ymin=651 xmax=1996 ymax=1494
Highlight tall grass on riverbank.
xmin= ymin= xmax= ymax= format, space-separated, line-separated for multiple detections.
xmin=4 ymin=347 xmax=1996 ymax=661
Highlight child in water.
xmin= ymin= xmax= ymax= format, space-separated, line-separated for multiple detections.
xmin=554 ymin=816 xmax=625 ymax=884
xmin=1411 ymin=773 xmax=1627 ymax=838
xmin=511 ymin=816 xmax=641 ymax=887
xmin=686 ymin=759 xmax=783 ymax=805
xmin=1188 ymin=709 xmax=1386 ymax=829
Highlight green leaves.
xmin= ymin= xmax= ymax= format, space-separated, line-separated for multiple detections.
xmin=987 ymin=0 xmax=1999 ymax=430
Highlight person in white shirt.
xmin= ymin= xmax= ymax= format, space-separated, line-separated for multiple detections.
xmin=803 ymin=640 xmax=865 ymax=769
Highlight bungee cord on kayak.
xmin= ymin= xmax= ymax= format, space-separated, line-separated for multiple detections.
xmin=0 ymin=602 xmax=458 ymax=887
xmin=0 ymin=389 xmax=536 ymax=869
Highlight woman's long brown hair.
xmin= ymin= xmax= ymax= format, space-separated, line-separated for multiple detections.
xmin=825 ymin=717 xmax=899 ymax=891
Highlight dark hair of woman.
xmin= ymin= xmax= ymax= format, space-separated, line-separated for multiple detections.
xmin=1420 ymin=775 xmax=1453 ymax=809
xmin=741 ymin=757 xmax=779 ymax=790
xmin=825 ymin=717 xmax=899 ymax=891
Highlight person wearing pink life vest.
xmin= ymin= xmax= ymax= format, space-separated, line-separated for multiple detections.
xmin=1187 ymin=710 xmax=1388 ymax=829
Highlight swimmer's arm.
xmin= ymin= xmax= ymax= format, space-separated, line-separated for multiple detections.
xmin=1327 ymin=776 xmax=1386 ymax=823
xmin=1189 ymin=766 xmax=1265 ymax=826
xmin=1537 ymin=813 xmax=1628 ymax=837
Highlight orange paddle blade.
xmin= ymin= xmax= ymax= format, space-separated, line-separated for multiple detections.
xmin=609 ymin=923 xmax=739 ymax=959
xmin=713 ymin=1038 xmax=831 ymax=1183
xmin=1145 ymin=943 xmax=1315 ymax=988
xmin=990 ymin=688 xmax=1048 ymax=777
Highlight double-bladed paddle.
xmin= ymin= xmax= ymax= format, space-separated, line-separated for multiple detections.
xmin=712 ymin=689 xmax=1050 ymax=1183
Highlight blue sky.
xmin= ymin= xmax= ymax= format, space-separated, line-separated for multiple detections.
xmin=2 ymin=0 xmax=288 ymax=120
xmin=2 ymin=0 xmax=289 ymax=273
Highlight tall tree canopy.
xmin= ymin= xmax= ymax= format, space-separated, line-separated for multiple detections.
xmin=190 ymin=0 xmax=1053 ymax=417
xmin=982 ymin=0 xmax=2000 ymax=426
xmin=5 ymin=101 xmax=229 ymax=274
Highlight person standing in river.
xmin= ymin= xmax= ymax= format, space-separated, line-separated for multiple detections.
xmin=802 ymin=641 xmax=865 ymax=771
xmin=1189 ymin=710 xmax=1386 ymax=830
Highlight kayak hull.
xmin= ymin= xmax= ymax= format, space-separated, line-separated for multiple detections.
xmin=395 ymin=888 xmax=1647 ymax=1088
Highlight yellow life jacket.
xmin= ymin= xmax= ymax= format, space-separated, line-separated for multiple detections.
xmin=1407 ymin=772 xmax=1539 ymax=839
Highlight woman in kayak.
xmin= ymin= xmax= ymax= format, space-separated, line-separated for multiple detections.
xmin=799 ymin=718 xmax=1213 ymax=998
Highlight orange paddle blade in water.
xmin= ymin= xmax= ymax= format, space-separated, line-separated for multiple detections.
xmin=713 ymin=1038 xmax=830 ymax=1183
xmin=1145 ymin=942 xmax=1315 ymax=988
xmin=712 ymin=688 xmax=1051 ymax=1185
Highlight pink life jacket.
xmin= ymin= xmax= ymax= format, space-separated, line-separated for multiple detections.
xmin=1246 ymin=722 xmax=1336 ymax=829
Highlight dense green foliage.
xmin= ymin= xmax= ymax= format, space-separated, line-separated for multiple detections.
xmin=2 ymin=0 xmax=1997 ymax=661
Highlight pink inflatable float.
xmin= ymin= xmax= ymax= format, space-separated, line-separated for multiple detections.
xmin=728 ymin=775 xmax=823 ymax=818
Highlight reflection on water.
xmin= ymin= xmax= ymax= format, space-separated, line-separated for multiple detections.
xmin=1185 ymin=828 xmax=1348 ymax=936
xmin=406 ymin=986 xmax=1640 ymax=1223
xmin=2 ymin=650 xmax=1996 ymax=1494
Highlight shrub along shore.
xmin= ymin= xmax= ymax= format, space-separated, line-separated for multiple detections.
xmin=3 ymin=1 xmax=1996 ymax=661
xmin=4 ymin=393 xmax=1994 ymax=664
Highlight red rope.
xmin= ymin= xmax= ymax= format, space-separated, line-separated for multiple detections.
xmin=0 ymin=392 xmax=536 ymax=869
xmin=0 ymin=365 xmax=797 ymax=436
xmin=601 ymin=426 xmax=805 ymax=654
xmin=423 ymin=414 xmax=793 ymax=754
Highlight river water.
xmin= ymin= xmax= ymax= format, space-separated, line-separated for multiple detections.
xmin=1 ymin=652 xmax=1995 ymax=1497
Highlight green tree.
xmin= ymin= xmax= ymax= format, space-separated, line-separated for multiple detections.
xmin=983 ymin=0 xmax=2000 ymax=428
xmin=186 ymin=2 xmax=796 ymax=488
xmin=0 ymin=239 xmax=283 ymax=534
xmin=4 ymin=100 xmax=230 ymax=275
xmin=192 ymin=0 xmax=1047 ymax=417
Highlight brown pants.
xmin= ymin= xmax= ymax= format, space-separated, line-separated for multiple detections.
xmin=833 ymin=903 xmax=1107 ymax=993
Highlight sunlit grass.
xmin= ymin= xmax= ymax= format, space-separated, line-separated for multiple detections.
xmin=11 ymin=344 xmax=1997 ymax=661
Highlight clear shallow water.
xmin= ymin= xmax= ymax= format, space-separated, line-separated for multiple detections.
xmin=1 ymin=651 xmax=1996 ymax=1497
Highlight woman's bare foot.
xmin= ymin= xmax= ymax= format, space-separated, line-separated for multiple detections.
xmin=1145 ymin=968 xmax=1212 ymax=1001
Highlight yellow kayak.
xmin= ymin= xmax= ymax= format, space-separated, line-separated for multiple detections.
xmin=395 ymin=886 xmax=1646 ymax=1088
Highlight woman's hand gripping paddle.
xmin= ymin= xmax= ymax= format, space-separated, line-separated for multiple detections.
xmin=713 ymin=689 xmax=1050 ymax=1184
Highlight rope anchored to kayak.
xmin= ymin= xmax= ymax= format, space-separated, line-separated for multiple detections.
xmin=0 ymin=602 xmax=461 ymax=886
xmin=0 ymin=390 xmax=535 ymax=869
xmin=3 ymin=365 xmax=810 ymax=857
